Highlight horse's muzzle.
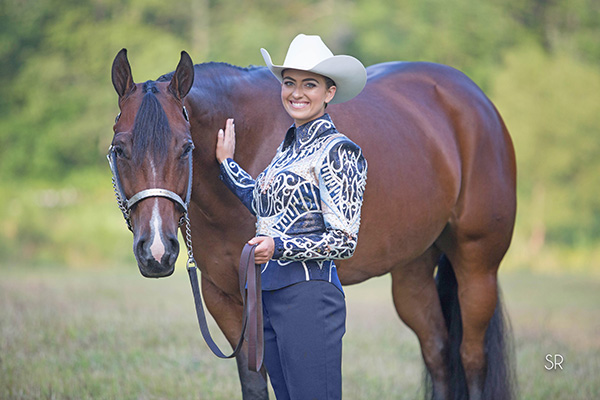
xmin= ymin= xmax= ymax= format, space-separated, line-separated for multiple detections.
xmin=138 ymin=261 xmax=176 ymax=278
xmin=134 ymin=232 xmax=179 ymax=278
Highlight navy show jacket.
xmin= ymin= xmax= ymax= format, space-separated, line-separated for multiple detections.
xmin=219 ymin=114 xmax=367 ymax=293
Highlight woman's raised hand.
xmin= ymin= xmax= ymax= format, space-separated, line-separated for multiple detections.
xmin=216 ymin=118 xmax=236 ymax=163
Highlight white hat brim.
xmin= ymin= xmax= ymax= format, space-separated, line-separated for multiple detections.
xmin=261 ymin=47 xmax=366 ymax=104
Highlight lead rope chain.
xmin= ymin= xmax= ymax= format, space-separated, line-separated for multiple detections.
xmin=111 ymin=175 xmax=132 ymax=231
xmin=183 ymin=212 xmax=197 ymax=269
xmin=182 ymin=152 xmax=196 ymax=269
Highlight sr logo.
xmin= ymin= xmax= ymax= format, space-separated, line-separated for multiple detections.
xmin=545 ymin=354 xmax=564 ymax=370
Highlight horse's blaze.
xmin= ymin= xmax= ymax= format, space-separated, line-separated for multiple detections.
xmin=150 ymin=200 xmax=166 ymax=262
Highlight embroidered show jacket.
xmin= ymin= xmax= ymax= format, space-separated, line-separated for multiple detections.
xmin=219 ymin=114 xmax=367 ymax=292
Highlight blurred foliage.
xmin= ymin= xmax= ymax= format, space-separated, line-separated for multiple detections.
xmin=493 ymin=43 xmax=600 ymax=247
xmin=0 ymin=0 xmax=599 ymax=269
xmin=0 ymin=170 xmax=135 ymax=267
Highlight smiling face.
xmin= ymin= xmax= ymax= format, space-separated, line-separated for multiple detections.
xmin=281 ymin=69 xmax=336 ymax=127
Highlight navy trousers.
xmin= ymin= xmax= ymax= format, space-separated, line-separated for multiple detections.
xmin=262 ymin=280 xmax=346 ymax=400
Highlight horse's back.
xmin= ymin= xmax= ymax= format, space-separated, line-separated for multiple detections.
xmin=331 ymin=62 xmax=516 ymax=283
xmin=359 ymin=61 xmax=515 ymax=196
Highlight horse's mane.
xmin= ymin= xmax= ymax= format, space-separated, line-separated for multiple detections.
xmin=130 ymin=63 xmax=265 ymax=166
xmin=131 ymin=80 xmax=171 ymax=166
xmin=157 ymin=62 xmax=264 ymax=82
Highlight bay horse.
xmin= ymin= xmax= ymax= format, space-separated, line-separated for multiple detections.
xmin=109 ymin=48 xmax=516 ymax=400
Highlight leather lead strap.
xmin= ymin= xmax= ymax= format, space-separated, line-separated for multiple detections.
xmin=245 ymin=244 xmax=263 ymax=372
xmin=187 ymin=243 xmax=263 ymax=371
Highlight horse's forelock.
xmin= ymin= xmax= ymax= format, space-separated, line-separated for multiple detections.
xmin=131 ymin=82 xmax=171 ymax=166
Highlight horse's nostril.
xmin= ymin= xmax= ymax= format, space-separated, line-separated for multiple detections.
xmin=167 ymin=234 xmax=179 ymax=255
xmin=134 ymin=237 xmax=143 ymax=251
xmin=134 ymin=237 xmax=149 ymax=265
xmin=164 ymin=234 xmax=180 ymax=265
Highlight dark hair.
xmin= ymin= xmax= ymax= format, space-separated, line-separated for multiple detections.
xmin=323 ymin=76 xmax=336 ymax=108
xmin=324 ymin=76 xmax=336 ymax=89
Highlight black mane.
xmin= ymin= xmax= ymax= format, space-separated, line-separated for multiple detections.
xmin=131 ymin=80 xmax=171 ymax=165
xmin=157 ymin=62 xmax=264 ymax=82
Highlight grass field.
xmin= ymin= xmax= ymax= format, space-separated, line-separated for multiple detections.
xmin=1 ymin=265 xmax=598 ymax=399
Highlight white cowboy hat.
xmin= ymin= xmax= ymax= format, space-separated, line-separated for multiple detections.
xmin=261 ymin=34 xmax=367 ymax=104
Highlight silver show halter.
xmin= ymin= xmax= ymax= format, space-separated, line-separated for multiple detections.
xmin=106 ymin=145 xmax=197 ymax=268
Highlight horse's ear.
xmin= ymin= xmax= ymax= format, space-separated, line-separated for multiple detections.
xmin=168 ymin=51 xmax=194 ymax=100
xmin=112 ymin=48 xmax=134 ymax=98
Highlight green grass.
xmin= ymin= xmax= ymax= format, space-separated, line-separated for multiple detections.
xmin=1 ymin=267 xmax=598 ymax=399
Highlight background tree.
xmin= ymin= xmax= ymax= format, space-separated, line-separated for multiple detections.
xmin=1 ymin=0 xmax=598 ymax=270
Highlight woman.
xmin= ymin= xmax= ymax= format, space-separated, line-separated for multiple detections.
xmin=216 ymin=34 xmax=367 ymax=400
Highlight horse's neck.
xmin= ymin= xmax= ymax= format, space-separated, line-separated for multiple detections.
xmin=187 ymin=66 xmax=288 ymax=220
xmin=192 ymin=66 xmax=288 ymax=165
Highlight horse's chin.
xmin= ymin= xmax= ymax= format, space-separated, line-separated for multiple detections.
xmin=137 ymin=258 xmax=176 ymax=278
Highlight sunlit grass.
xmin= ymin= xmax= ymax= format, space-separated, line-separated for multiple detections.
xmin=1 ymin=267 xmax=598 ymax=399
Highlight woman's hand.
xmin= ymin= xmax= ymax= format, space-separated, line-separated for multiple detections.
xmin=216 ymin=118 xmax=236 ymax=163
xmin=248 ymin=236 xmax=275 ymax=264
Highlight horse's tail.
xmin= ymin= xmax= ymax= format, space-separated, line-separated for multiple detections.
xmin=425 ymin=254 xmax=517 ymax=400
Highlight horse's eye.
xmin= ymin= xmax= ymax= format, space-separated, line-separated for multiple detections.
xmin=182 ymin=106 xmax=189 ymax=122
xmin=181 ymin=143 xmax=194 ymax=159
xmin=113 ymin=146 xmax=126 ymax=159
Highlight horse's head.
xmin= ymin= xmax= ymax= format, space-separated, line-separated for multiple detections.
xmin=110 ymin=49 xmax=195 ymax=278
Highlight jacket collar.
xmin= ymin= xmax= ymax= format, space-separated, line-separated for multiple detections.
xmin=282 ymin=114 xmax=336 ymax=152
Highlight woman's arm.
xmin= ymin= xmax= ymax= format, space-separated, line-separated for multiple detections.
xmin=217 ymin=118 xmax=257 ymax=214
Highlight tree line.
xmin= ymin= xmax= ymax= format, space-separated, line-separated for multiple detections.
xmin=1 ymin=0 xmax=599 ymax=259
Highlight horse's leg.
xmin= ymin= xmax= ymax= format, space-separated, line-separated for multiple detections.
xmin=443 ymin=235 xmax=504 ymax=400
xmin=391 ymin=247 xmax=449 ymax=400
xmin=201 ymin=275 xmax=269 ymax=400
xmin=235 ymin=351 xmax=269 ymax=400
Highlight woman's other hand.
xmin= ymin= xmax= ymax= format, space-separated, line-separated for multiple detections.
xmin=248 ymin=236 xmax=275 ymax=264
xmin=216 ymin=118 xmax=236 ymax=163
